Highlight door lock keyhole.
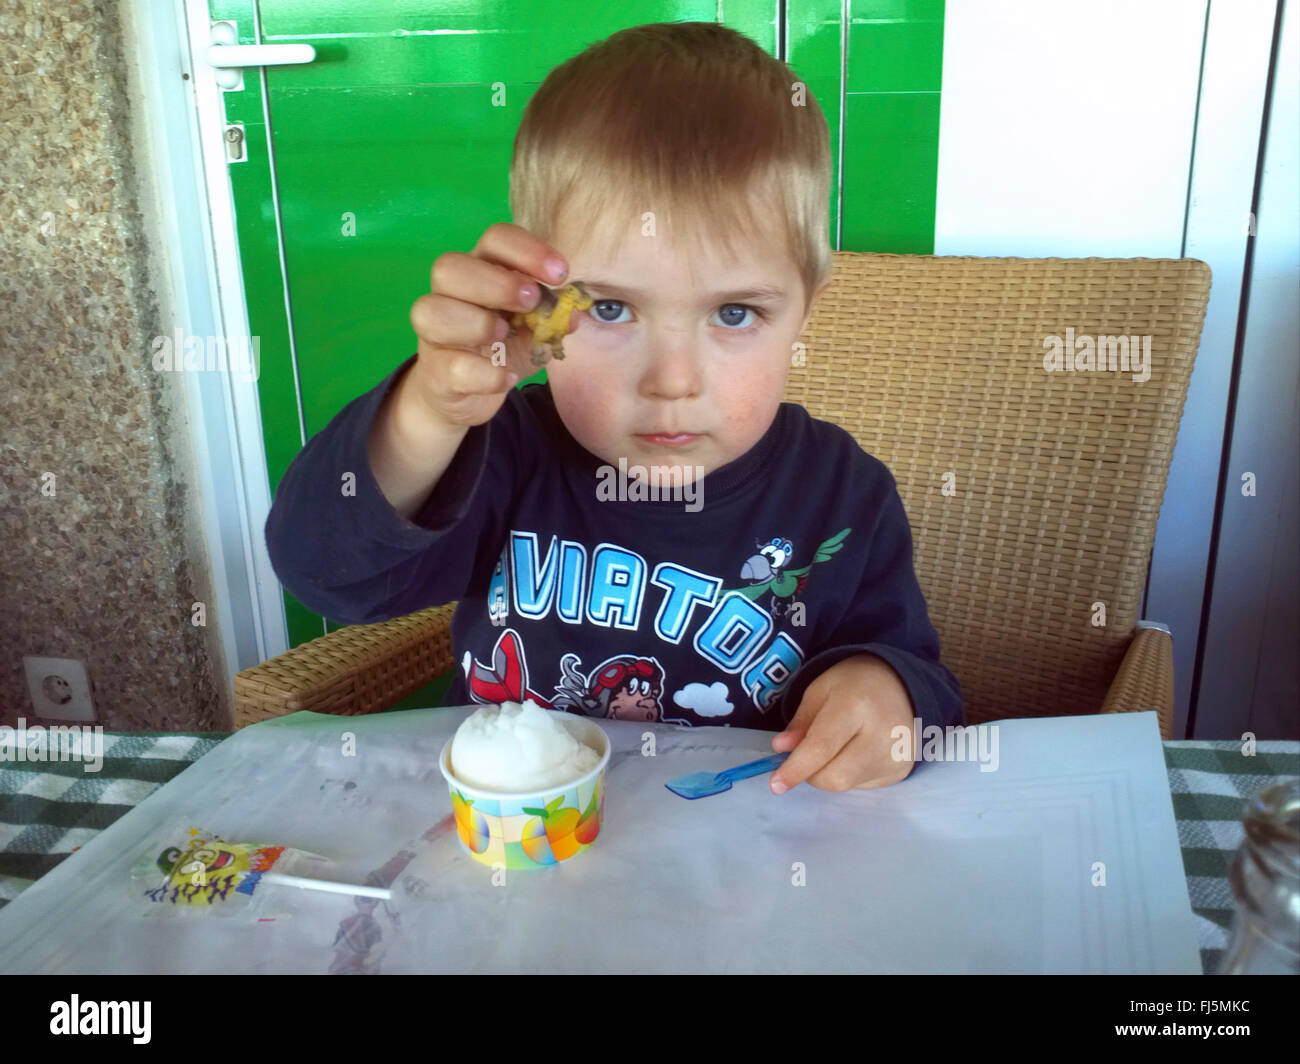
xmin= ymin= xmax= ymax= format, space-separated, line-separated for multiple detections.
xmin=224 ymin=125 xmax=245 ymax=162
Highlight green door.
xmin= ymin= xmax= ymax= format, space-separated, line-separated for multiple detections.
xmin=210 ymin=0 xmax=944 ymax=707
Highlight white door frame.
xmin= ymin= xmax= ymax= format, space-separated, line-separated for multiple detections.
xmin=1192 ymin=0 xmax=1299 ymax=737
xmin=1144 ymin=0 xmax=1281 ymax=737
xmin=128 ymin=0 xmax=297 ymax=691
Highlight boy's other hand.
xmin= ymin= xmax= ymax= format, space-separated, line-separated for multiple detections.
xmin=768 ymin=654 xmax=917 ymax=793
xmin=407 ymin=222 xmax=570 ymax=428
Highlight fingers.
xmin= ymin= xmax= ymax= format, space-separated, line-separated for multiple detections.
xmin=426 ymin=222 xmax=568 ymax=328
xmin=407 ymin=297 xmax=509 ymax=397
xmin=416 ymin=223 xmax=571 ymax=373
xmin=430 ymin=250 xmax=545 ymax=320
xmin=772 ymin=700 xmax=914 ymax=793
xmin=410 ymin=291 xmax=508 ymax=352
xmin=769 ymin=685 xmax=858 ymax=794
xmin=471 ymin=221 xmax=570 ymax=288
xmin=810 ymin=732 xmax=912 ymax=791
xmin=439 ymin=345 xmax=516 ymax=400
xmin=403 ymin=223 xmax=571 ymax=418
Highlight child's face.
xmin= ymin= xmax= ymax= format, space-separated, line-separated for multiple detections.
xmin=544 ymin=206 xmax=827 ymax=484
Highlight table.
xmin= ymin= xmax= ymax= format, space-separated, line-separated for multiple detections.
xmin=1 ymin=719 xmax=1296 ymax=974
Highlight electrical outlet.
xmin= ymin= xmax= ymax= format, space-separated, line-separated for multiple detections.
xmin=23 ymin=657 xmax=96 ymax=722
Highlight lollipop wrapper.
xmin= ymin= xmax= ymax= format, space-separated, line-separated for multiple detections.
xmin=131 ymin=827 xmax=330 ymax=920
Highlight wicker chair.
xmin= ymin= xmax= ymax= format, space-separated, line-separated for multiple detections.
xmin=235 ymin=252 xmax=1212 ymax=739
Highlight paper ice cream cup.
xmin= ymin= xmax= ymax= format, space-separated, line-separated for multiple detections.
xmin=439 ymin=715 xmax=609 ymax=869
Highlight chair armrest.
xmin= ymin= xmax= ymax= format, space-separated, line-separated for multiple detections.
xmin=1099 ymin=622 xmax=1175 ymax=739
xmin=232 ymin=603 xmax=458 ymax=729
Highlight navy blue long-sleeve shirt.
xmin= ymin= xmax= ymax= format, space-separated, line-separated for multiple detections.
xmin=265 ymin=355 xmax=962 ymax=734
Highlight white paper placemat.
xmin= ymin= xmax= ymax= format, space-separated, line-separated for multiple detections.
xmin=0 ymin=707 xmax=1200 ymax=973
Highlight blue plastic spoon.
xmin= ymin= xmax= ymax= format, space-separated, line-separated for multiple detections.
xmin=665 ymin=752 xmax=790 ymax=799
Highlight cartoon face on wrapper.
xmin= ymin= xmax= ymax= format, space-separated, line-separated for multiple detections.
xmin=157 ymin=844 xmax=248 ymax=886
xmin=146 ymin=835 xmax=287 ymax=907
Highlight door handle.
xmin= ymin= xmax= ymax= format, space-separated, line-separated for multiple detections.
xmin=207 ymin=21 xmax=316 ymax=90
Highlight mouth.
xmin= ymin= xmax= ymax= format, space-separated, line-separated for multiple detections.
xmin=636 ymin=432 xmax=701 ymax=447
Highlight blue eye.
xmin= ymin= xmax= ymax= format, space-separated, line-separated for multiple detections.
xmin=713 ymin=304 xmax=756 ymax=329
xmin=586 ymin=300 xmax=767 ymax=330
xmin=590 ymin=300 xmax=631 ymax=323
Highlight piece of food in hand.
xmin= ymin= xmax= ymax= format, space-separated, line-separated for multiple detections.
xmin=508 ymin=281 xmax=592 ymax=366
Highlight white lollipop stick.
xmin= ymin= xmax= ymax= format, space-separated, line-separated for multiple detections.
xmin=255 ymin=871 xmax=391 ymax=900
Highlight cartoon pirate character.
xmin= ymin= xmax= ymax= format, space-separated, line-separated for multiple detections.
xmin=551 ymin=653 xmax=665 ymax=721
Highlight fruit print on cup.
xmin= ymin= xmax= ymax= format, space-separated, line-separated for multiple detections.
xmin=520 ymin=808 xmax=558 ymax=865
xmin=438 ymin=715 xmax=609 ymax=870
xmin=451 ymin=790 xmax=492 ymax=855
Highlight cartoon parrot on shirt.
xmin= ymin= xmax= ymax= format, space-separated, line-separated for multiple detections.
xmin=729 ymin=527 xmax=850 ymax=617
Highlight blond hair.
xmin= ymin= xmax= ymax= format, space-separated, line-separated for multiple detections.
xmin=509 ymin=22 xmax=832 ymax=312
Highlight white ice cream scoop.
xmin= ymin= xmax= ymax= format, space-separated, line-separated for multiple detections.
xmin=450 ymin=700 xmax=600 ymax=793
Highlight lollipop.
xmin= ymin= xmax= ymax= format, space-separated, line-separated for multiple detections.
xmin=138 ymin=827 xmax=390 ymax=910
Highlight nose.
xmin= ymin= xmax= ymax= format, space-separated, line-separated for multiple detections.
xmin=639 ymin=330 xmax=701 ymax=400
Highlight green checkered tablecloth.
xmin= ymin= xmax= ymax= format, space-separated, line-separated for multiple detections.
xmin=1162 ymin=740 xmax=1299 ymax=971
xmin=0 ymin=733 xmax=226 ymax=908
xmin=1 ymin=731 xmax=1296 ymax=973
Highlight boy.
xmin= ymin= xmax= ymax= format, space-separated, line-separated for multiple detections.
xmin=266 ymin=21 xmax=962 ymax=794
